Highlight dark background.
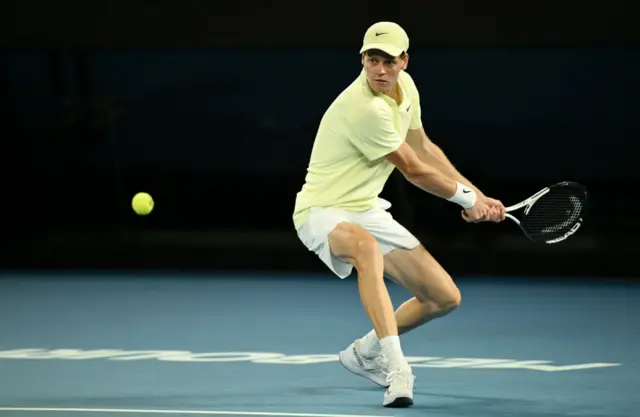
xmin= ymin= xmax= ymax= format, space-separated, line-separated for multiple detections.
xmin=1 ymin=3 xmax=638 ymax=278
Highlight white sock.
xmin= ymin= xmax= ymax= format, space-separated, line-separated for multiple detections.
xmin=379 ymin=335 xmax=410 ymax=372
xmin=359 ymin=329 xmax=381 ymax=358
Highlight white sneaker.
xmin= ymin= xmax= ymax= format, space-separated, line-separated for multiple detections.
xmin=338 ymin=339 xmax=390 ymax=387
xmin=382 ymin=368 xmax=415 ymax=408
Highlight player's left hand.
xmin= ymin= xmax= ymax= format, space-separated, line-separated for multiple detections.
xmin=481 ymin=197 xmax=506 ymax=222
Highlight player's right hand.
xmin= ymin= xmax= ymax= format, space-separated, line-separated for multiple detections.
xmin=461 ymin=200 xmax=491 ymax=223
xmin=482 ymin=197 xmax=506 ymax=222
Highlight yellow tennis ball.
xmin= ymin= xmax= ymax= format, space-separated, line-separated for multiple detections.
xmin=132 ymin=192 xmax=154 ymax=215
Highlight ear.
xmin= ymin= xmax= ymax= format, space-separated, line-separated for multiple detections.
xmin=401 ymin=53 xmax=409 ymax=70
xmin=361 ymin=53 xmax=366 ymax=65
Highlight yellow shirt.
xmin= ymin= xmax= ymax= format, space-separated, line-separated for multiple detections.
xmin=293 ymin=69 xmax=423 ymax=229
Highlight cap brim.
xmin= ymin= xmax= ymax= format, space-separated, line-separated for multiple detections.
xmin=359 ymin=43 xmax=404 ymax=57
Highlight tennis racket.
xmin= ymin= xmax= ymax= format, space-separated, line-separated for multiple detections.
xmin=503 ymin=181 xmax=589 ymax=244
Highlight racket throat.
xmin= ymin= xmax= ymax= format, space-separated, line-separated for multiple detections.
xmin=523 ymin=189 xmax=550 ymax=215
xmin=504 ymin=213 xmax=520 ymax=225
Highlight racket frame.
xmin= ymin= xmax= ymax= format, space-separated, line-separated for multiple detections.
xmin=503 ymin=181 xmax=586 ymax=244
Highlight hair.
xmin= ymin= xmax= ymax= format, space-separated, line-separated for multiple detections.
xmin=364 ymin=48 xmax=407 ymax=61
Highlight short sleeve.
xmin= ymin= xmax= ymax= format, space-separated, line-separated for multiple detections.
xmin=350 ymin=102 xmax=404 ymax=161
xmin=408 ymin=82 xmax=423 ymax=130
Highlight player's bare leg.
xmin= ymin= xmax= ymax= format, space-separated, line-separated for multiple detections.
xmin=329 ymin=222 xmax=414 ymax=407
xmin=328 ymin=222 xmax=396 ymax=339
xmin=342 ymin=243 xmax=460 ymax=391
xmin=356 ymin=244 xmax=461 ymax=356
xmin=387 ymin=244 xmax=461 ymax=333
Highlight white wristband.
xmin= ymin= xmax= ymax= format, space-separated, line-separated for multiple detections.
xmin=447 ymin=181 xmax=477 ymax=209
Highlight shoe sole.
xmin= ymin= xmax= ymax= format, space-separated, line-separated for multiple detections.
xmin=338 ymin=349 xmax=390 ymax=388
xmin=383 ymin=396 xmax=413 ymax=408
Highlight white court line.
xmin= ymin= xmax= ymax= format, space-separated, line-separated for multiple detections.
xmin=0 ymin=407 xmax=391 ymax=417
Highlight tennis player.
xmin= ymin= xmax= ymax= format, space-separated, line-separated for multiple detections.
xmin=292 ymin=21 xmax=505 ymax=408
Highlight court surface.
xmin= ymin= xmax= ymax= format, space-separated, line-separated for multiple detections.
xmin=0 ymin=273 xmax=637 ymax=417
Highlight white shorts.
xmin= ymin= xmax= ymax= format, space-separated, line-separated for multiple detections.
xmin=295 ymin=198 xmax=421 ymax=279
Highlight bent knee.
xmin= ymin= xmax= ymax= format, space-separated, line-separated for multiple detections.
xmin=351 ymin=233 xmax=380 ymax=271
xmin=439 ymin=286 xmax=462 ymax=311
xmin=354 ymin=233 xmax=379 ymax=256
xmin=328 ymin=222 xmax=380 ymax=269
xmin=421 ymin=280 xmax=461 ymax=312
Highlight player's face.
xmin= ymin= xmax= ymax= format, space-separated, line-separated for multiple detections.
xmin=362 ymin=52 xmax=408 ymax=96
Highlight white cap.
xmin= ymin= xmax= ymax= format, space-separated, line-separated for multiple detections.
xmin=359 ymin=21 xmax=409 ymax=57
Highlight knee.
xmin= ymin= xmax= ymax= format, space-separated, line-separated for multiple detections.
xmin=329 ymin=222 xmax=381 ymax=271
xmin=438 ymin=286 xmax=462 ymax=312
xmin=412 ymin=271 xmax=461 ymax=312
xmin=352 ymin=233 xmax=380 ymax=270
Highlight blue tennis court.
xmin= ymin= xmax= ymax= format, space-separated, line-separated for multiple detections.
xmin=0 ymin=273 xmax=636 ymax=417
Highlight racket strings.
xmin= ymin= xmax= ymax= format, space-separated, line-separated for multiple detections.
xmin=522 ymin=188 xmax=585 ymax=240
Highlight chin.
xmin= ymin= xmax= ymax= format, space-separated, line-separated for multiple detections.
xmin=371 ymin=83 xmax=391 ymax=94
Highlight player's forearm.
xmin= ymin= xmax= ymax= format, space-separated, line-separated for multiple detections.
xmin=404 ymin=169 xmax=457 ymax=200
xmin=416 ymin=142 xmax=485 ymax=198
xmin=387 ymin=140 xmax=476 ymax=207
xmin=406 ymin=169 xmax=477 ymax=210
